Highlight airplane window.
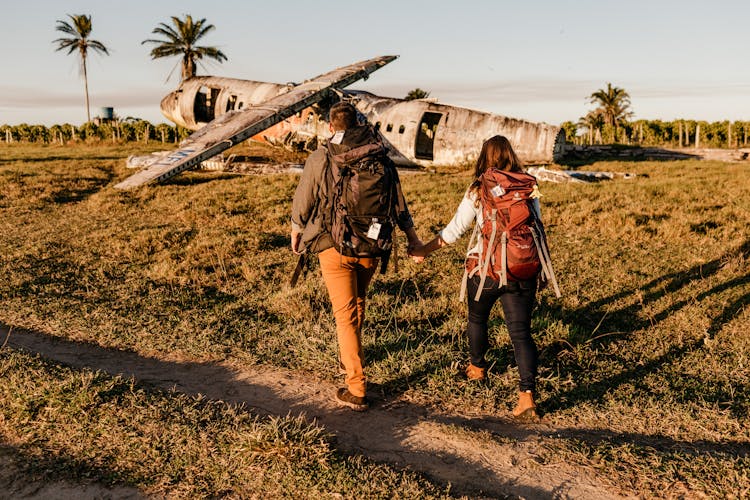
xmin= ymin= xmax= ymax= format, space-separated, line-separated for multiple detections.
xmin=238 ymin=102 xmax=244 ymax=109
xmin=386 ymin=124 xmax=393 ymax=132
xmin=374 ymin=122 xmax=381 ymax=131
xmin=398 ymin=125 xmax=405 ymax=134
xmin=226 ymin=95 xmax=238 ymax=112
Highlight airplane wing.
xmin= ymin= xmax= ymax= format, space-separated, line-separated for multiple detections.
xmin=113 ymin=55 xmax=397 ymax=190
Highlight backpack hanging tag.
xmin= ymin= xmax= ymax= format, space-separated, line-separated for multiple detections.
xmin=490 ymin=185 xmax=505 ymax=197
xmin=330 ymin=131 xmax=345 ymax=144
xmin=366 ymin=220 xmax=382 ymax=239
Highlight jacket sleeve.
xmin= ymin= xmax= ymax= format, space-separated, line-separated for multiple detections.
xmin=438 ymin=190 xmax=478 ymax=245
xmin=291 ymin=148 xmax=326 ymax=232
xmin=391 ymin=167 xmax=415 ymax=231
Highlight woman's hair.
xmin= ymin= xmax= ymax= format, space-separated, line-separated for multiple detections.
xmin=469 ymin=135 xmax=522 ymax=198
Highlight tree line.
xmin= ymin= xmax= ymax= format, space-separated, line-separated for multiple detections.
xmin=561 ymin=119 xmax=750 ymax=149
xmin=4 ymin=118 xmax=749 ymax=150
xmin=563 ymin=82 xmax=749 ymax=148
xmin=1 ymin=121 xmax=190 ymax=145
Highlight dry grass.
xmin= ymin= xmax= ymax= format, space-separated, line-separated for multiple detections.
xmin=1 ymin=142 xmax=749 ymax=496
xmin=0 ymin=349 xmax=449 ymax=498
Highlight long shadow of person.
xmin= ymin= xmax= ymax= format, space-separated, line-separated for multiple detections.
xmin=540 ymin=239 xmax=750 ymax=414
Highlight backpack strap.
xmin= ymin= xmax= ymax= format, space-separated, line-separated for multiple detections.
xmin=500 ymin=231 xmax=508 ymax=287
xmin=474 ymin=208 xmax=498 ymax=302
xmin=530 ymin=225 xmax=561 ymax=298
xmin=289 ymin=253 xmax=308 ymax=287
xmin=459 ymin=222 xmax=481 ymax=301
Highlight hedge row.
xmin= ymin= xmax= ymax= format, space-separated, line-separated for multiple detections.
xmin=0 ymin=120 xmax=191 ymax=144
xmin=561 ymin=120 xmax=750 ymax=148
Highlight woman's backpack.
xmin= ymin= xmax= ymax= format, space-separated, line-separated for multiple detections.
xmin=462 ymin=169 xmax=561 ymax=301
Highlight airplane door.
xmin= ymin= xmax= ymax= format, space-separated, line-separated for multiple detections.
xmin=415 ymin=112 xmax=442 ymax=160
xmin=194 ymin=86 xmax=221 ymax=123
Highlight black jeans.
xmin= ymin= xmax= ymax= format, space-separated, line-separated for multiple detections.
xmin=466 ymin=274 xmax=538 ymax=392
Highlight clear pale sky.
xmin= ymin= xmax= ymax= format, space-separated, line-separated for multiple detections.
xmin=2 ymin=0 xmax=748 ymax=127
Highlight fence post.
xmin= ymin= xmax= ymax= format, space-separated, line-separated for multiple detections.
xmin=695 ymin=124 xmax=700 ymax=149
xmin=728 ymin=122 xmax=732 ymax=149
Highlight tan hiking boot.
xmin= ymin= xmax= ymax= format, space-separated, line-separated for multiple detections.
xmin=465 ymin=363 xmax=487 ymax=381
xmin=335 ymin=388 xmax=369 ymax=411
xmin=513 ymin=390 xmax=539 ymax=422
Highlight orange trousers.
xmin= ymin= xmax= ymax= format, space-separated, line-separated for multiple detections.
xmin=318 ymin=247 xmax=378 ymax=397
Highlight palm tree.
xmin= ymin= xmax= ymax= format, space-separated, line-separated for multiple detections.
xmin=142 ymin=15 xmax=227 ymax=81
xmin=578 ymin=110 xmax=605 ymax=145
xmin=589 ymin=83 xmax=632 ymax=141
xmin=53 ymin=14 xmax=109 ymax=123
xmin=404 ymin=88 xmax=430 ymax=101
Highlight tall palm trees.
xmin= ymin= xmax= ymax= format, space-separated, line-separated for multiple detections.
xmin=142 ymin=15 xmax=227 ymax=81
xmin=53 ymin=14 xmax=109 ymax=123
xmin=588 ymin=82 xmax=632 ymax=142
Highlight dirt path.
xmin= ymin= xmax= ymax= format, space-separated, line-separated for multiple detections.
xmin=3 ymin=326 xmax=622 ymax=499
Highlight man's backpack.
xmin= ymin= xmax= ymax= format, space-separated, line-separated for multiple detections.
xmin=325 ymin=140 xmax=399 ymax=270
xmin=461 ymin=169 xmax=561 ymax=301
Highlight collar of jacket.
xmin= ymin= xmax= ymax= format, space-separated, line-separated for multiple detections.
xmin=327 ymin=125 xmax=378 ymax=154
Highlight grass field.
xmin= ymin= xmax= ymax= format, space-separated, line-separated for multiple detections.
xmin=1 ymin=142 xmax=749 ymax=497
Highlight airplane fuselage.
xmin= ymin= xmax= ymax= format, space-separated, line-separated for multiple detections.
xmin=160 ymin=76 xmax=565 ymax=166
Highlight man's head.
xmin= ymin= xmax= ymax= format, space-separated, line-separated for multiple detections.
xmin=329 ymin=102 xmax=358 ymax=131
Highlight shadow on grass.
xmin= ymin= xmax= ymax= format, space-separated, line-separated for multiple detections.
xmin=434 ymin=412 xmax=750 ymax=460
xmin=0 ymin=443 xmax=148 ymax=497
xmin=539 ymin=239 xmax=750 ymax=414
xmin=0 ymin=155 xmax=130 ymax=164
xmin=6 ymin=325 xmax=746 ymax=497
xmin=160 ymin=172 xmax=239 ymax=187
xmin=51 ymin=175 xmax=114 ymax=204
xmin=3 ymin=325 xmax=552 ymax=499
xmin=557 ymin=145 xmax=701 ymax=167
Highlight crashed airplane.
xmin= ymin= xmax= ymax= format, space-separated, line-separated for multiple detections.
xmin=114 ymin=55 xmax=565 ymax=190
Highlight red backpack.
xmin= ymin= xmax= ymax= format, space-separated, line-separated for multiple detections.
xmin=462 ymin=169 xmax=560 ymax=301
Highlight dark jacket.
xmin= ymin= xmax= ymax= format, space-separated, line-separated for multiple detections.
xmin=291 ymin=125 xmax=414 ymax=253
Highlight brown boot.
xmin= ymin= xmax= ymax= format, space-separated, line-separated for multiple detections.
xmin=465 ymin=363 xmax=486 ymax=381
xmin=513 ymin=390 xmax=539 ymax=422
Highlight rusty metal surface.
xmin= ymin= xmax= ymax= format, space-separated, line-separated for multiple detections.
xmin=113 ymin=56 xmax=397 ymax=190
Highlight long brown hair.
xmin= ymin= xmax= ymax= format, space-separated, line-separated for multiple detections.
xmin=469 ymin=135 xmax=522 ymax=197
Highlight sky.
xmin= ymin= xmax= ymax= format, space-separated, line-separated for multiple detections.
xmin=2 ymin=0 xmax=749 ymax=127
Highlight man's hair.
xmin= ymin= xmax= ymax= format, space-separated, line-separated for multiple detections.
xmin=329 ymin=102 xmax=358 ymax=130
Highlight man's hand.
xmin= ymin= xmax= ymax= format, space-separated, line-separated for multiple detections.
xmin=407 ymin=237 xmax=426 ymax=263
xmin=408 ymin=243 xmax=426 ymax=263
xmin=291 ymin=229 xmax=303 ymax=255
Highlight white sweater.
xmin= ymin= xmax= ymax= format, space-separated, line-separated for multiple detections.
xmin=438 ymin=188 xmax=542 ymax=256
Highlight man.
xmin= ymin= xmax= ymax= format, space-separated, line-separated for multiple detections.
xmin=291 ymin=101 xmax=422 ymax=411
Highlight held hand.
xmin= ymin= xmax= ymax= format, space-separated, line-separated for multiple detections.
xmin=291 ymin=230 xmax=303 ymax=255
xmin=407 ymin=238 xmax=423 ymax=254
xmin=407 ymin=241 xmax=428 ymax=263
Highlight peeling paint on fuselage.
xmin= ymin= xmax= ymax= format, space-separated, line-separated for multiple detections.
xmin=160 ymin=77 xmax=564 ymax=166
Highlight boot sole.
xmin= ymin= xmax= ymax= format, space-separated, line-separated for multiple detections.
xmin=334 ymin=390 xmax=369 ymax=412
xmin=512 ymin=408 xmax=540 ymax=423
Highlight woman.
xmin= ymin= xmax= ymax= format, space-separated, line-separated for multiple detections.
xmin=410 ymin=135 xmax=544 ymax=421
